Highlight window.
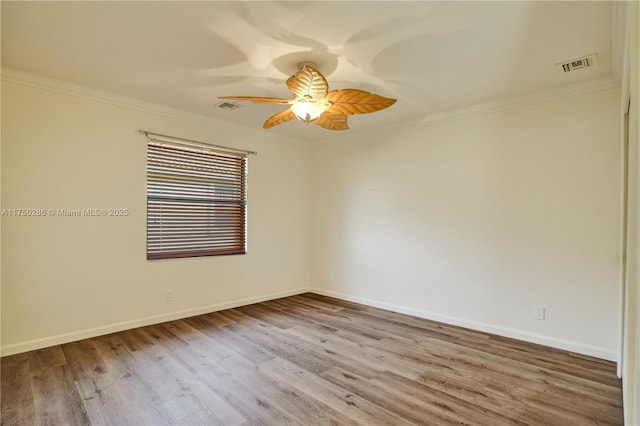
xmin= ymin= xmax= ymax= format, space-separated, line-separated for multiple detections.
xmin=146 ymin=137 xmax=247 ymax=260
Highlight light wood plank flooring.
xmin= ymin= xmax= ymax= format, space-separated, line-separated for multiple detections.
xmin=1 ymin=293 xmax=623 ymax=425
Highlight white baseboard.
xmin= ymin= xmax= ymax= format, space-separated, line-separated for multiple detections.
xmin=2 ymin=286 xmax=617 ymax=362
xmin=310 ymin=288 xmax=618 ymax=362
xmin=0 ymin=287 xmax=312 ymax=357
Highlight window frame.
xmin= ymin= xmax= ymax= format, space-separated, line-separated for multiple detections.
xmin=146 ymin=137 xmax=248 ymax=260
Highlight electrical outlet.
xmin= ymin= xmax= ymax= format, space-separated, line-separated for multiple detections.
xmin=534 ymin=305 xmax=546 ymax=320
xmin=166 ymin=290 xmax=174 ymax=302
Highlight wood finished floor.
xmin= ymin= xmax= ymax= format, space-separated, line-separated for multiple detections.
xmin=1 ymin=293 xmax=623 ymax=425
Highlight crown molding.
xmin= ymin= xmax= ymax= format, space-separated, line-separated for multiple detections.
xmin=2 ymin=67 xmax=620 ymax=146
xmin=415 ymin=75 xmax=621 ymax=127
xmin=0 ymin=67 xmax=286 ymax=142
xmin=317 ymin=74 xmax=621 ymax=144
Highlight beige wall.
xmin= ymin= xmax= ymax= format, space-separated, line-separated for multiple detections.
xmin=1 ymin=81 xmax=312 ymax=355
xmin=0 ymin=72 xmax=627 ymax=368
xmin=311 ymin=88 xmax=622 ymax=360
xmin=622 ymin=1 xmax=639 ymax=423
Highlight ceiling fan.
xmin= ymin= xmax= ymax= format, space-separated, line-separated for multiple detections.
xmin=219 ymin=63 xmax=397 ymax=130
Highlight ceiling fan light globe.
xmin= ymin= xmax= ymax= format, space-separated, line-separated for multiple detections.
xmin=291 ymin=99 xmax=327 ymax=123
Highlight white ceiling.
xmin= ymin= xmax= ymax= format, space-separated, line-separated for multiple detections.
xmin=1 ymin=1 xmax=621 ymax=142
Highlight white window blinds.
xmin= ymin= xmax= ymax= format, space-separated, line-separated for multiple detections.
xmin=146 ymin=138 xmax=247 ymax=260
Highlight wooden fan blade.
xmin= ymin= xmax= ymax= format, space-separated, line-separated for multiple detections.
xmin=324 ymin=89 xmax=397 ymax=115
xmin=263 ymin=108 xmax=296 ymax=129
xmin=286 ymin=66 xmax=329 ymax=100
xmin=313 ymin=112 xmax=349 ymax=130
xmin=218 ymin=96 xmax=292 ymax=105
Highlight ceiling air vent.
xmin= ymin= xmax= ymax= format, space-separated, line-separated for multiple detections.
xmin=216 ymin=101 xmax=242 ymax=111
xmin=558 ymin=54 xmax=597 ymax=73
